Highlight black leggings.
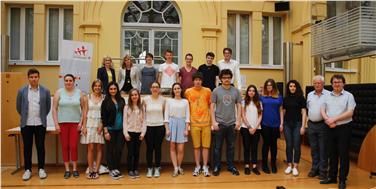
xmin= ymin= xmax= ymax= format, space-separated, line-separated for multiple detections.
xmin=145 ymin=126 xmax=165 ymax=168
xmin=105 ymin=130 xmax=125 ymax=171
xmin=240 ymin=128 xmax=260 ymax=165
xmin=261 ymin=126 xmax=280 ymax=167
xmin=126 ymin=132 xmax=141 ymax=171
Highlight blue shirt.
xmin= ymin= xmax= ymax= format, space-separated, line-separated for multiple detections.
xmin=109 ymin=103 xmax=123 ymax=131
xmin=261 ymin=95 xmax=283 ymax=128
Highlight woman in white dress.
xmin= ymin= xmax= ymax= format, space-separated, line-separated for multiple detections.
xmin=81 ymin=80 xmax=105 ymax=179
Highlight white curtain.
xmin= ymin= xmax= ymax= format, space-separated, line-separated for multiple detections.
xmin=48 ymin=8 xmax=59 ymax=61
xmin=63 ymin=9 xmax=73 ymax=40
xmin=227 ymin=14 xmax=236 ymax=55
xmin=240 ymin=14 xmax=249 ymax=64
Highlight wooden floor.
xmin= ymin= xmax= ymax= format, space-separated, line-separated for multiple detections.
xmin=2 ymin=140 xmax=376 ymax=189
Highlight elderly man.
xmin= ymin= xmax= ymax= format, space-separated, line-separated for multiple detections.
xmin=306 ymin=75 xmax=330 ymax=180
xmin=320 ymin=74 xmax=356 ymax=189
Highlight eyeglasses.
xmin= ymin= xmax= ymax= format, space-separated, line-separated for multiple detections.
xmin=221 ymin=77 xmax=232 ymax=79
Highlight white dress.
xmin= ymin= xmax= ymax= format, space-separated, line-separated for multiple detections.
xmin=81 ymin=94 xmax=105 ymax=144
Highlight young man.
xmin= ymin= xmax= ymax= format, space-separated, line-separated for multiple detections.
xmin=179 ymin=53 xmax=197 ymax=92
xmin=217 ymin=48 xmax=242 ymax=91
xmin=16 ymin=68 xmax=51 ymax=181
xmin=306 ymin=75 xmax=330 ymax=180
xmin=211 ymin=69 xmax=242 ymax=176
xmin=320 ymin=75 xmax=356 ymax=189
xmin=158 ymin=49 xmax=180 ymax=95
xmin=185 ymin=72 xmax=212 ymax=177
xmin=197 ymin=52 xmax=219 ymax=91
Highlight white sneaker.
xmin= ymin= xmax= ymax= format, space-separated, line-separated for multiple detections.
xmin=38 ymin=169 xmax=47 ymax=179
xmin=284 ymin=166 xmax=292 ymax=174
xmin=192 ymin=166 xmax=201 ymax=176
xmin=202 ymin=166 xmax=211 ymax=177
xmin=22 ymin=170 xmax=32 ymax=181
xmin=292 ymin=167 xmax=299 ymax=176
xmin=109 ymin=170 xmax=120 ymax=180
xmin=146 ymin=168 xmax=153 ymax=178
xmin=153 ymin=167 xmax=161 ymax=178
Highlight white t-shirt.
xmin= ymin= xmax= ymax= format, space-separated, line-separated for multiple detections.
xmin=218 ymin=59 xmax=242 ymax=90
xmin=241 ymin=101 xmax=262 ymax=129
xmin=144 ymin=95 xmax=165 ymax=126
xmin=159 ymin=62 xmax=179 ymax=89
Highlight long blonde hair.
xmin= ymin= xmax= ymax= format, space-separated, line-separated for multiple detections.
xmin=122 ymin=55 xmax=133 ymax=69
xmin=102 ymin=56 xmax=113 ymax=68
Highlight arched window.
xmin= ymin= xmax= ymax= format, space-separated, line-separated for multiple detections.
xmin=122 ymin=1 xmax=181 ymax=65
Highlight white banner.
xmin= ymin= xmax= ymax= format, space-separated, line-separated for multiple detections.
xmin=59 ymin=40 xmax=93 ymax=93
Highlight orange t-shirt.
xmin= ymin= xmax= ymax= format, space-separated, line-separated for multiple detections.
xmin=185 ymin=87 xmax=211 ymax=127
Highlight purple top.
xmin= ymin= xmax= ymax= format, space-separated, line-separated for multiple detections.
xmin=179 ymin=67 xmax=197 ymax=91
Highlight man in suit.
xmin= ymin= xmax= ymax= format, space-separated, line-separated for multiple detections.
xmin=16 ymin=68 xmax=51 ymax=181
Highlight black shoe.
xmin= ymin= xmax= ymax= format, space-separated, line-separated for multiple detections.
xmin=252 ymin=167 xmax=261 ymax=175
xmin=308 ymin=170 xmax=318 ymax=177
xmin=227 ymin=167 xmax=239 ymax=176
xmin=213 ymin=167 xmax=220 ymax=176
xmin=320 ymin=178 xmax=337 ymax=184
xmin=72 ymin=170 xmax=79 ymax=178
xmin=318 ymin=174 xmax=327 ymax=181
xmin=244 ymin=167 xmax=251 ymax=175
xmin=339 ymin=181 xmax=346 ymax=189
xmin=262 ymin=166 xmax=271 ymax=174
xmin=271 ymin=165 xmax=277 ymax=174
xmin=64 ymin=171 xmax=71 ymax=179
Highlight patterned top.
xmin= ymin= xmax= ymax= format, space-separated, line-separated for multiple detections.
xmin=86 ymin=94 xmax=103 ymax=128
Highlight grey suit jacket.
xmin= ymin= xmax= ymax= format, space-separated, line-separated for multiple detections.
xmin=16 ymin=85 xmax=51 ymax=128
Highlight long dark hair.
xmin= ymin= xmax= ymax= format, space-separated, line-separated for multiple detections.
xmin=127 ymin=88 xmax=143 ymax=111
xmin=102 ymin=81 xmax=124 ymax=112
xmin=244 ymin=85 xmax=262 ymax=115
xmin=285 ymin=80 xmax=303 ymax=97
xmin=171 ymin=83 xmax=184 ymax=98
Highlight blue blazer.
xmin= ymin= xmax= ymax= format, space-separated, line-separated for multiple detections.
xmin=16 ymin=85 xmax=51 ymax=128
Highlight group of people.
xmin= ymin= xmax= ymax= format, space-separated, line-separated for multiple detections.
xmin=16 ymin=48 xmax=356 ymax=189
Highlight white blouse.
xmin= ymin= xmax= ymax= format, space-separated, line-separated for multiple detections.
xmin=144 ymin=95 xmax=165 ymax=126
xmin=164 ymin=98 xmax=190 ymax=123
xmin=242 ymin=101 xmax=262 ymax=129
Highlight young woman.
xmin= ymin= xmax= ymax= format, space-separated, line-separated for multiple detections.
xmin=241 ymin=85 xmax=263 ymax=175
xmin=143 ymin=82 xmax=166 ymax=178
xmin=260 ymin=79 xmax=283 ymax=174
xmin=52 ymin=74 xmax=86 ymax=179
xmin=97 ymin=56 xmax=116 ymax=93
xmin=283 ymin=80 xmax=307 ymax=176
xmin=123 ymin=88 xmax=146 ymax=179
xmin=101 ymin=81 xmax=126 ymax=180
xmin=118 ymin=55 xmax=140 ymax=94
xmin=164 ymin=83 xmax=190 ymax=177
xmin=141 ymin=53 xmax=158 ymax=94
xmin=81 ymin=80 xmax=105 ymax=179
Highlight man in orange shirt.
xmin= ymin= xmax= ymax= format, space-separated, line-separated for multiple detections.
xmin=185 ymin=72 xmax=212 ymax=177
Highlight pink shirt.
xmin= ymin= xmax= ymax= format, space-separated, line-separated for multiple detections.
xmin=179 ymin=67 xmax=197 ymax=92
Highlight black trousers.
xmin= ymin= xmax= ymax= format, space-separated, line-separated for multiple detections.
xmin=21 ymin=126 xmax=46 ymax=170
xmin=261 ymin=126 xmax=280 ymax=167
xmin=105 ymin=130 xmax=125 ymax=171
xmin=307 ymin=121 xmax=329 ymax=176
xmin=240 ymin=128 xmax=260 ymax=165
xmin=328 ymin=123 xmax=352 ymax=182
xmin=126 ymin=132 xmax=141 ymax=171
xmin=145 ymin=126 xmax=165 ymax=168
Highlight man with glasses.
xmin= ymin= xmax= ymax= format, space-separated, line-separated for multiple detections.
xmin=320 ymin=74 xmax=356 ymax=189
xmin=211 ymin=69 xmax=242 ymax=176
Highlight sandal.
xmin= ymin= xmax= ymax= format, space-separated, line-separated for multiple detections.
xmin=92 ymin=172 xmax=99 ymax=179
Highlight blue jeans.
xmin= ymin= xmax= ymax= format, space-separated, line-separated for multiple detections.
xmin=213 ymin=124 xmax=236 ymax=169
xmin=284 ymin=122 xmax=302 ymax=164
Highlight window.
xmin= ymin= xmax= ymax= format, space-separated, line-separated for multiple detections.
xmin=47 ymin=8 xmax=73 ymax=61
xmin=9 ymin=7 xmax=33 ymax=61
xmin=123 ymin=1 xmax=181 ymax=65
xmin=262 ymin=16 xmax=283 ymax=66
xmin=326 ymin=61 xmax=344 ymax=69
xmin=227 ymin=13 xmax=250 ymax=65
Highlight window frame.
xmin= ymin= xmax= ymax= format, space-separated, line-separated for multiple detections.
xmin=46 ymin=7 xmax=73 ymax=62
xmin=8 ymin=6 xmax=34 ymax=62
xmin=227 ymin=13 xmax=251 ymax=65
xmin=122 ymin=1 xmax=182 ymax=67
xmin=262 ymin=15 xmax=284 ymax=67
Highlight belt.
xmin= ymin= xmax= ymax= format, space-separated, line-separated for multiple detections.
xmin=308 ymin=120 xmax=324 ymax=124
